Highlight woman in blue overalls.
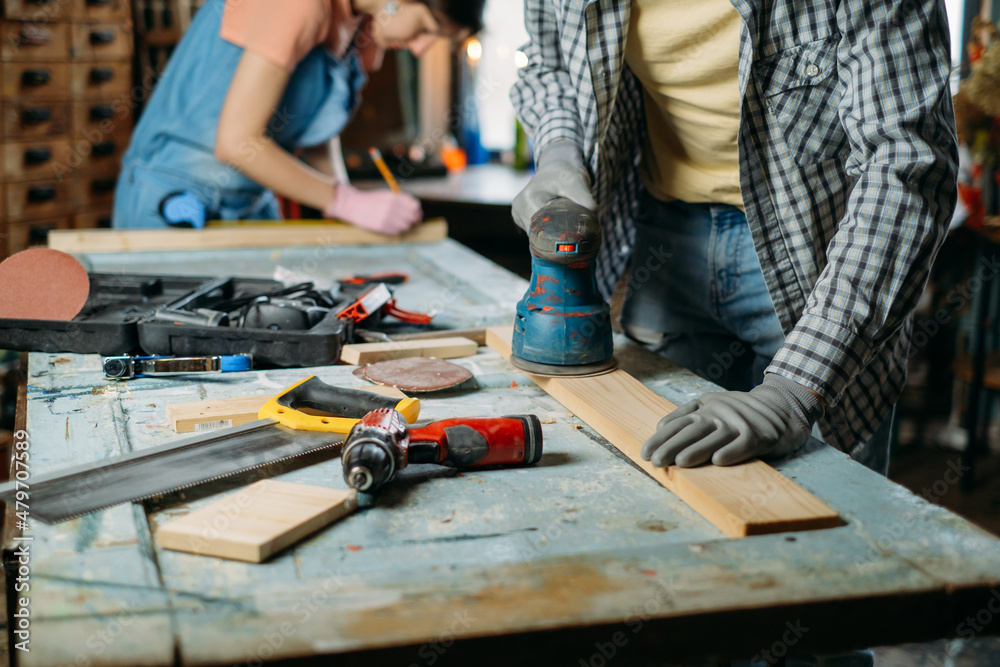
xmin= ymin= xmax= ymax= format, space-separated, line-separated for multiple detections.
xmin=113 ymin=0 xmax=483 ymax=232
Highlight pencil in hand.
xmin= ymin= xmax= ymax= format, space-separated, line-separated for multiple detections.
xmin=369 ymin=147 xmax=402 ymax=193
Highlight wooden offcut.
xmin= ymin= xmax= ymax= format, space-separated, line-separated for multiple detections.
xmin=486 ymin=326 xmax=842 ymax=538
xmin=166 ymin=385 xmax=407 ymax=433
xmin=339 ymin=336 xmax=478 ymax=365
xmin=47 ymin=218 xmax=448 ymax=253
xmin=155 ymin=480 xmax=357 ymax=563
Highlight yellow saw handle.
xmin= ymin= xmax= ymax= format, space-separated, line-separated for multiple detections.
xmin=258 ymin=376 xmax=420 ymax=433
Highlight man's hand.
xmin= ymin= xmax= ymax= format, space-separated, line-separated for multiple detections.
xmin=512 ymin=140 xmax=597 ymax=231
xmin=641 ymin=374 xmax=824 ymax=468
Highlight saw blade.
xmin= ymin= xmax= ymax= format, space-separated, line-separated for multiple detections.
xmin=0 ymin=419 xmax=344 ymax=524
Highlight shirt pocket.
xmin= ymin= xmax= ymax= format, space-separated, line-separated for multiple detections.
xmin=755 ymin=36 xmax=848 ymax=166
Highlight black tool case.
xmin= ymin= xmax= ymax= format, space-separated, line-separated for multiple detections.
xmin=0 ymin=274 xmax=351 ymax=367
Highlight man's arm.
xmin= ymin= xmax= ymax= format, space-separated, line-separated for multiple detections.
xmin=510 ymin=0 xmax=585 ymax=160
xmin=767 ymin=0 xmax=959 ymax=405
xmin=642 ymin=1 xmax=958 ymax=468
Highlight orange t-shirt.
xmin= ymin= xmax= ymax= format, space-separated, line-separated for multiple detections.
xmin=220 ymin=0 xmax=380 ymax=71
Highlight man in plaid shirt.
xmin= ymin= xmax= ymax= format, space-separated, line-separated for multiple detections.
xmin=511 ymin=0 xmax=958 ymax=476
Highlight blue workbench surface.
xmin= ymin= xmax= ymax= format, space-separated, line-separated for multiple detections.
xmin=10 ymin=240 xmax=1000 ymax=666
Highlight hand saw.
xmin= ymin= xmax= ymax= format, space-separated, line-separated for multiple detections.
xmin=0 ymin=377 xmax=420 ymax=524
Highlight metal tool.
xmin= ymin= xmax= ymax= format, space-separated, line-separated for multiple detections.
xmin=103 ymin=354 xmax=252 ymax=380
xmin=342 ymin=408 xmax=542 ymax=495
xmin=0 ymin=377 xmax=421 ymax=523
xmin=510 ymin=198 xmax=616 ymax=377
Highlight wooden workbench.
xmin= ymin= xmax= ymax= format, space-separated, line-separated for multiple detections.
xmin=7 ymin=240 xmax=1000 ymax=666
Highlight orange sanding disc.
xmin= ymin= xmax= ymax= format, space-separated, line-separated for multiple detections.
xmin=0 ymin=248 xmax=90 ymax=321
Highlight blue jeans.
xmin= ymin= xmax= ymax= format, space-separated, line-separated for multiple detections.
xmin=622 ymin=195 xmax=881 ymax=667
xmin=621 ymin=196 xmax=786 ymax=392
xmin=620 ymin=193 xmax=894 ymax=475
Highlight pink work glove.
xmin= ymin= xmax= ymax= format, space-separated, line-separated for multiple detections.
xmin=323 ymin=183 xmax=422 ymax=235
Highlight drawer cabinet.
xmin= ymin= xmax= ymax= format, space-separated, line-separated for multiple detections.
xmin=71 ymin=0 xmax=132 ymax=21
xmin=70 ymin=21 xmax=132 ymax=60
xmin=2 ymin=139 xmax=72 ymax=181
xmin=2 ymin=217 xmax=72 ymax=255
xmin=74 ymin=167 xmax=118 ymax=210
xmin=0 ymin=20 xmax=71 ymax=61
xmin=2 ymin=62 xmax=71 ymax=99
xmin=69 ymin=60 xmax=131 ymax=99
xmin=2 ymin=1 xmax=74 ymax=22
xmin=2 ymin=101 xmax=71 ymax=140
xmin=5 ymin=179 xmax=73 ymax=220
xmin=1 ymin=0 xmax=134 ymax=258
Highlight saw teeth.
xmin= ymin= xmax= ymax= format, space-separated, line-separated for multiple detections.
xmin=36 ymin=441 xmax=344 ymax=524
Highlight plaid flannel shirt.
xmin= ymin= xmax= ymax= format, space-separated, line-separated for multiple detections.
xmin=511 ymin=0 xmax=958 ymax=453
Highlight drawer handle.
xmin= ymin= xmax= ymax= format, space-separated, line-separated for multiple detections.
xmin=19 ymin=25 xmax=52 ymax=46
xmin=24 ymin=148 xmax=53 ymax=165
xmin=91 ymin=178 xmax=117 ymax=194
xmin=27 ymin=186 xmax=57 ymax=203
xmin=21 ymin=108 xmax=52 ymax=124
xmin=27 ymin=0 xmax=56 ymax=5
xmin=89 ymin=30 xmax=116 ymax=46
xmin=21 ymin=69 xmax=52 ymax=87
xmin=89 ymin=67 xmax=115 ymax=83
xmin=89 ymin=105 xmax=115 ymax=121
xmin=87 ymin=0 xmax=113 ymax=5
xmin=28 ymin=226 xmax=56 ymax=244
xmin=92 ymin=141 xmax=117 ymax=157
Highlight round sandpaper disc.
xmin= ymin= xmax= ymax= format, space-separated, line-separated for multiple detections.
xmin=0 ymin=248 xmax=90 ymax=321
xmin=353 ymin=357 xmax=473 ymax=393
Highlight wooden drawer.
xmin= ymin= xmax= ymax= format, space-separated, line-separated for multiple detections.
xmin=70 ymin=0 xmax=131 ymax=21
xmin=2 ymin=62 xmax=70 ymax=101
xmin=0 ymin=21 xmax=70 ymax=61
xmin=70 ymin=22 xmax=132 ymax=60
xmin=2 ymin=101 xmax=70 ymax=139
xmin=2 ymin=139 xmax=73 ymax=181
xmin=73 ymin=207 xmax=111 ymax=228
xmin=2 ymin=216 xmax=72 ymax=256
xmin=71 ymin=99 xmax=131 ymax=143
xmin=69 ymin=60 xmax=130 ymax=99
xmin=5 ymin=179 xmax=72 ymax=220
xmin=73 ymin=167 xmax=117 ymax=210
xmin=2 ymin=0 xmax=74 ymax=21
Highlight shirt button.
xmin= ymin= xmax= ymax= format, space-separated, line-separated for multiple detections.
xmin=806 ymin=64 xmax=820 ymax=77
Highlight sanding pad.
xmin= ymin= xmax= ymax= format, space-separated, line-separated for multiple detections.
xmin=353 ymin=357 xmax=473 ymax=393
xmin=0 ymin=248 xmax=90 ymax=321
xmin=509 ymin=354 xmax=618 ymax=378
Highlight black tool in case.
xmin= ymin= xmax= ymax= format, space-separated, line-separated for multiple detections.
xmin=0 ymin=274 xmax=352 ymax=368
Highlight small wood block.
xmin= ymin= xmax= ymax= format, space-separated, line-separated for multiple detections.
xmin=486 ymin=325 xmax=842 ymax=538
xmin=155 ymin=480 xmax=357 ymax=563
xmin=339 ymin=336 xmax=478 ymax=365
xmin=166 ymin=385 xmax=407 ymax=433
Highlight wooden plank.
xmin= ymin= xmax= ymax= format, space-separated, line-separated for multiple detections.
xmin=47 ymin=218 xmax=448 ymax=253
xmin=155 ymin=480 xmax=358 ymax=563
xmin=339 ymin=336 xmax=478 ymax=365
xmin=486 ymin=326 xmax=842 ymax=538
xmin=390 ymin=327 xmax=488 ymax=346
xmin=166 ymin=385 xmax=407 ymax=433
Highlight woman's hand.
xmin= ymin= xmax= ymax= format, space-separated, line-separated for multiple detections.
xmin=324 ymin=183 xmax=422 ymax=235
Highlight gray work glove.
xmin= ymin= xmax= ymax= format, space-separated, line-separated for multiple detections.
xmin=511 ymin=140 xmax=597 ymax=231
xmin=641 ymin=374 xmax=824 ymax=468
